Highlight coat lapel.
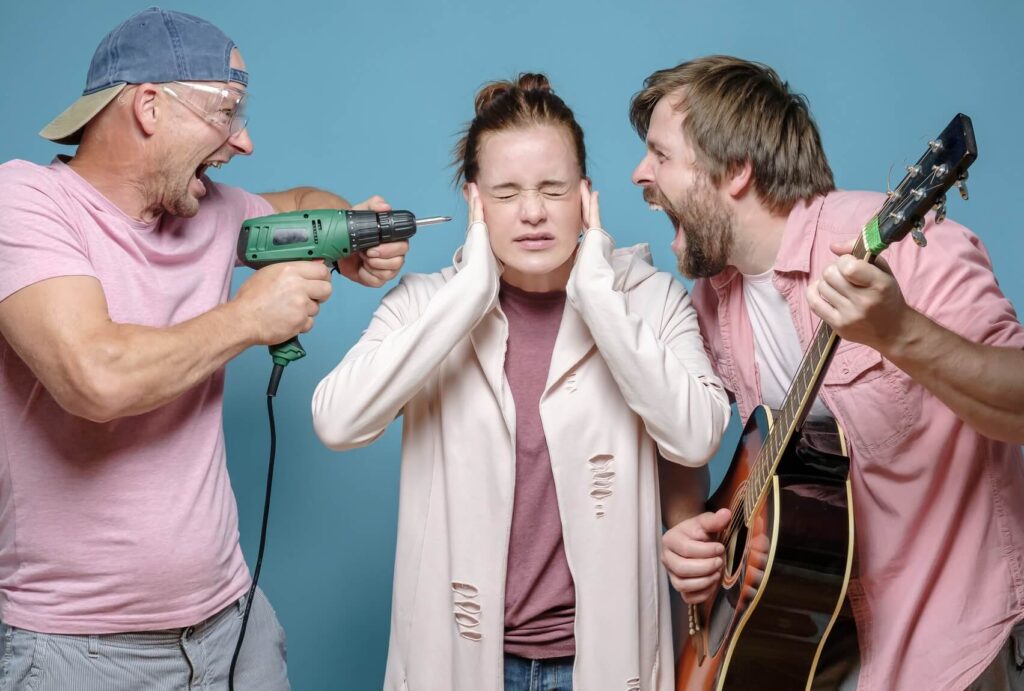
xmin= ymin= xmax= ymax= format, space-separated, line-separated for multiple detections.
xmin=545 ymin=301 xmax=595 ymax=394
xmin=469 ymin=308 xmax=516 ymax=438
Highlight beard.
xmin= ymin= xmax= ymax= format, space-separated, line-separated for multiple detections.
xmin=645 ymin=175 xmax=735 ymax=279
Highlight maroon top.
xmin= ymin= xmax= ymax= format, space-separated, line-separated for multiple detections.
xmin=500 ymin=281 xmax=576 ymax=659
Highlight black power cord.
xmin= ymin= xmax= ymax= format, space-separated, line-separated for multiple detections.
xmin=228 ymin=363 xmax=284 ymax=691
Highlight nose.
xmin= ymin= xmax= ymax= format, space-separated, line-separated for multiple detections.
xmin=519 ymin=192 xmax=547 ymax=226
xmin=229 ymin=127 xmax=254 ymax=156
xmin=632 ymin=154 xmax=653 ymax=187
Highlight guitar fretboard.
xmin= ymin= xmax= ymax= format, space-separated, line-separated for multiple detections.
xmin=742 ymin=233 xmax=871 ymax=523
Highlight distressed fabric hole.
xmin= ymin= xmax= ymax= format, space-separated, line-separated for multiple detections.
xmin=566 ymin=372 xmax=578 ymax=393
xmin=626 ymin=677 xmax=641 ymax=690
xmin=454 ymin=600 xmax=481 ymax=614
xmin=451 ymin=580 xmax=482 ymax=641
xmin=454 ymin=612 xmax=479 ymax=627
xmin=587 ymin=453 xmax=615 ymax=517
xmin=451 ymin=582 xmax=479 ymax=597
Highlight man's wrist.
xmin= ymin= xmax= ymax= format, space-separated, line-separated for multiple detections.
xmin=216 ymin=298 xmax=259 ymax=350
xmin=885 ymin=307 xmax=930 ymax=363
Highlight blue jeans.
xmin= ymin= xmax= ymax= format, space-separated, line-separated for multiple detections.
xmin=504 ymin=653 xmax=573 ymax=691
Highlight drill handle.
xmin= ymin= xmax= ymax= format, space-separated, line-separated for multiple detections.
xmin=267 ymin=336 xmax=306 ymax=397
xmin=269 ymin=336 xmax=307 ymax=367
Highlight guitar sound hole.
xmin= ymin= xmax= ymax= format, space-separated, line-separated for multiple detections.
xmin=724 ymin=522 xmax=748 ymax=583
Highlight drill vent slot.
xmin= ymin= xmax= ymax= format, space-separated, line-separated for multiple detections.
xmin=311 ymin=219 xmax=322 ymax=244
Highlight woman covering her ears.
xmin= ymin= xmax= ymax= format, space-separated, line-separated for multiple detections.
xmin=312 ymin=73 xmax=730 ymax=691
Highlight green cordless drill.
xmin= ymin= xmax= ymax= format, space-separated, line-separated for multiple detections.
xmin=237 ymin=208 xmax=450 ymax=374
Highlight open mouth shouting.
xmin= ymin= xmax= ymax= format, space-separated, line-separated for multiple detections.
xmin=190 ymin=159 xmax=227 ymax=198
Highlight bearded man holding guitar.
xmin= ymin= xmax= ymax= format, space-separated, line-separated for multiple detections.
xmin=630 ymin=56 xmax=1024 ymax=690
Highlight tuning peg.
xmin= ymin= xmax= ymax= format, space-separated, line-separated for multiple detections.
xmin=955 ymin=171 xmax=970 ymax=201
xmin=911 ymin=219 xmax=927 ymax=247
xmin=934 ymin=194 xmax=947 ymax=224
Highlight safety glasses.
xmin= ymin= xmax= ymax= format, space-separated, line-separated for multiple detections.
xmin=162 ymin=81 xmax=249 ymax=138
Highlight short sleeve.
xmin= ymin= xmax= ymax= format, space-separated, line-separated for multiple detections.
xmin=0 ymin=163 xmax=95 ymax=303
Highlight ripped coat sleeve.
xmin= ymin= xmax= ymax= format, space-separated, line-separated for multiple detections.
xmin=566 ymin=228 xmax=731 ymax=466
xmin=311 ymin=222 xmax=499 ymax=451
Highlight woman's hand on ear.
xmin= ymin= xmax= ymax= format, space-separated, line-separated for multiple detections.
xmin=466 ymin=182 xmax=485 ymax=227
xmin=581 ymin=179 xmax=601 ymax=231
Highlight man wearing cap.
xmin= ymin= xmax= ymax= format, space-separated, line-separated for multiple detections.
xmin=0 ymin=8 xmax=406 ymax=690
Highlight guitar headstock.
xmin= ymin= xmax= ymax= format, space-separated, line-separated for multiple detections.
xmin=870 ymin=114 xmax=977 ymax=253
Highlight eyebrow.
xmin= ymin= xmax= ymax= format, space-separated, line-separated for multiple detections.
xmin=646 ymin=138 xmax=668 ymax=153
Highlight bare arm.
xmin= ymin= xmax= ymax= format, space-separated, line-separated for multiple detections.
xmin=659 ymin=459 xmax=710 ymax=529
xmin=0 ymin=262 xmax=331 ymax=423
xmin=886 ymin=310 xmax=1023 ymax=442
xmin=808 ymin=246 xmax=1024 ymax=443
xmin=259 ymin=186 xmax=352 ymax=214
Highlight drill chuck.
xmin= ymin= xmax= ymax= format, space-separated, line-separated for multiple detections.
xmin=347 ymin=210 xmax=417 ymax=251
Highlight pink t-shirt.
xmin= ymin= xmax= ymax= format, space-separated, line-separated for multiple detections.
xmin=691 ymin=190 xmax=1024 ymax=691
xmin=0 ymin=157 xmax=272 ymax=634
xmin=500 ymin=281 xmax=576 ymax=659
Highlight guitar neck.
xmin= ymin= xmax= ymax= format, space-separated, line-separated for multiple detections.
xmin=742 ymin=233 xmax=875 ymax=523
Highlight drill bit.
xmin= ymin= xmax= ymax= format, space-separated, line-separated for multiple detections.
xmin=415 ymin=216 xmax=452 ymax=227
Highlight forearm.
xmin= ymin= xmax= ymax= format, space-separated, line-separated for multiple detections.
xmin=313 ymin=225 xmax=499 ymax=448
xmin=659 ymin=459 xmax=710 ymax=529
xmin=260 ymin=187 xmax=352 ymax=213
xmin=69 ymin=300 xmax=254 ymax=421
xmin=885 ymin=309 xmax=1024 ymax=442
xmin=569 ymin=232 xmax=730 ymax=464
xmin=583 ymin=296 xmax=729 ymax=464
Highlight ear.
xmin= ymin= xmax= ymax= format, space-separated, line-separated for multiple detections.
xmin=462 ymin=182 xmax=471 ymax=203
xmin=132 ymin=84 xmax=161 ymax=137
xmin=724 ymin=160 xmax=754 ymax=200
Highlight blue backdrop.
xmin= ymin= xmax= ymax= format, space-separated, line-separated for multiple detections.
xmin=3 ymin=1 xmax=1022 ymax=688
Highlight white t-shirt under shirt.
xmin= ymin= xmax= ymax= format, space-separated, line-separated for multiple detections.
xmin=741 ymin=268 xmax=831 ymax=419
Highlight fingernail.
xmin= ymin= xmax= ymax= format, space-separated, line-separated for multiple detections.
xmin=367 ymin=248 xmax=380 ymax=258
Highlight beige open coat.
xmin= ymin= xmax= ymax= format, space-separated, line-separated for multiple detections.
xmin=312 ymin=223 xmax=730 ymax=691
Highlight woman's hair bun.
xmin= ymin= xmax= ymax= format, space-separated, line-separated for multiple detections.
xmin=473 ymin=73 xmax=553 ymax=115
xmin=516 ymin=73 xmax=551 ymax=93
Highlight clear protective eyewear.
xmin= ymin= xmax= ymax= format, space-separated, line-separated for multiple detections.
xmin=162 ymin=81 xmax=249 ymax=137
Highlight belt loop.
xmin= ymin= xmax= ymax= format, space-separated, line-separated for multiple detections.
xmin=88 ymin=634 xmax=100 ymax=658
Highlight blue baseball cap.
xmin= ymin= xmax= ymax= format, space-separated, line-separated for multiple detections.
xmin=41 ymin=7 xmax=248 ymax=145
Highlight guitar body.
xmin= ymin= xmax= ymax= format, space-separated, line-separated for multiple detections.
xmin=677 ymin=406 xmax=855 ymax=691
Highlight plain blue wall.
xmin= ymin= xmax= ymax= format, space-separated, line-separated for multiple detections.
xmin=3 ymin=1 xmax=1022 ymax=688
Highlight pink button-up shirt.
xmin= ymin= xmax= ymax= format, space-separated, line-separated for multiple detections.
xmin=691 ymin=190 xmax=1024 ymax=690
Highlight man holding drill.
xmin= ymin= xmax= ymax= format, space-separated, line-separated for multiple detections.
xmin=0 ymin=8 xmax=406 ymax=690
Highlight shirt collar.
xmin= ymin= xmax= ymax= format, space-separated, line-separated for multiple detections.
xmin=707 ymin=193 xmax=829 ymax=293
xmin=772 ymin=194 xmax=827 ymax=274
